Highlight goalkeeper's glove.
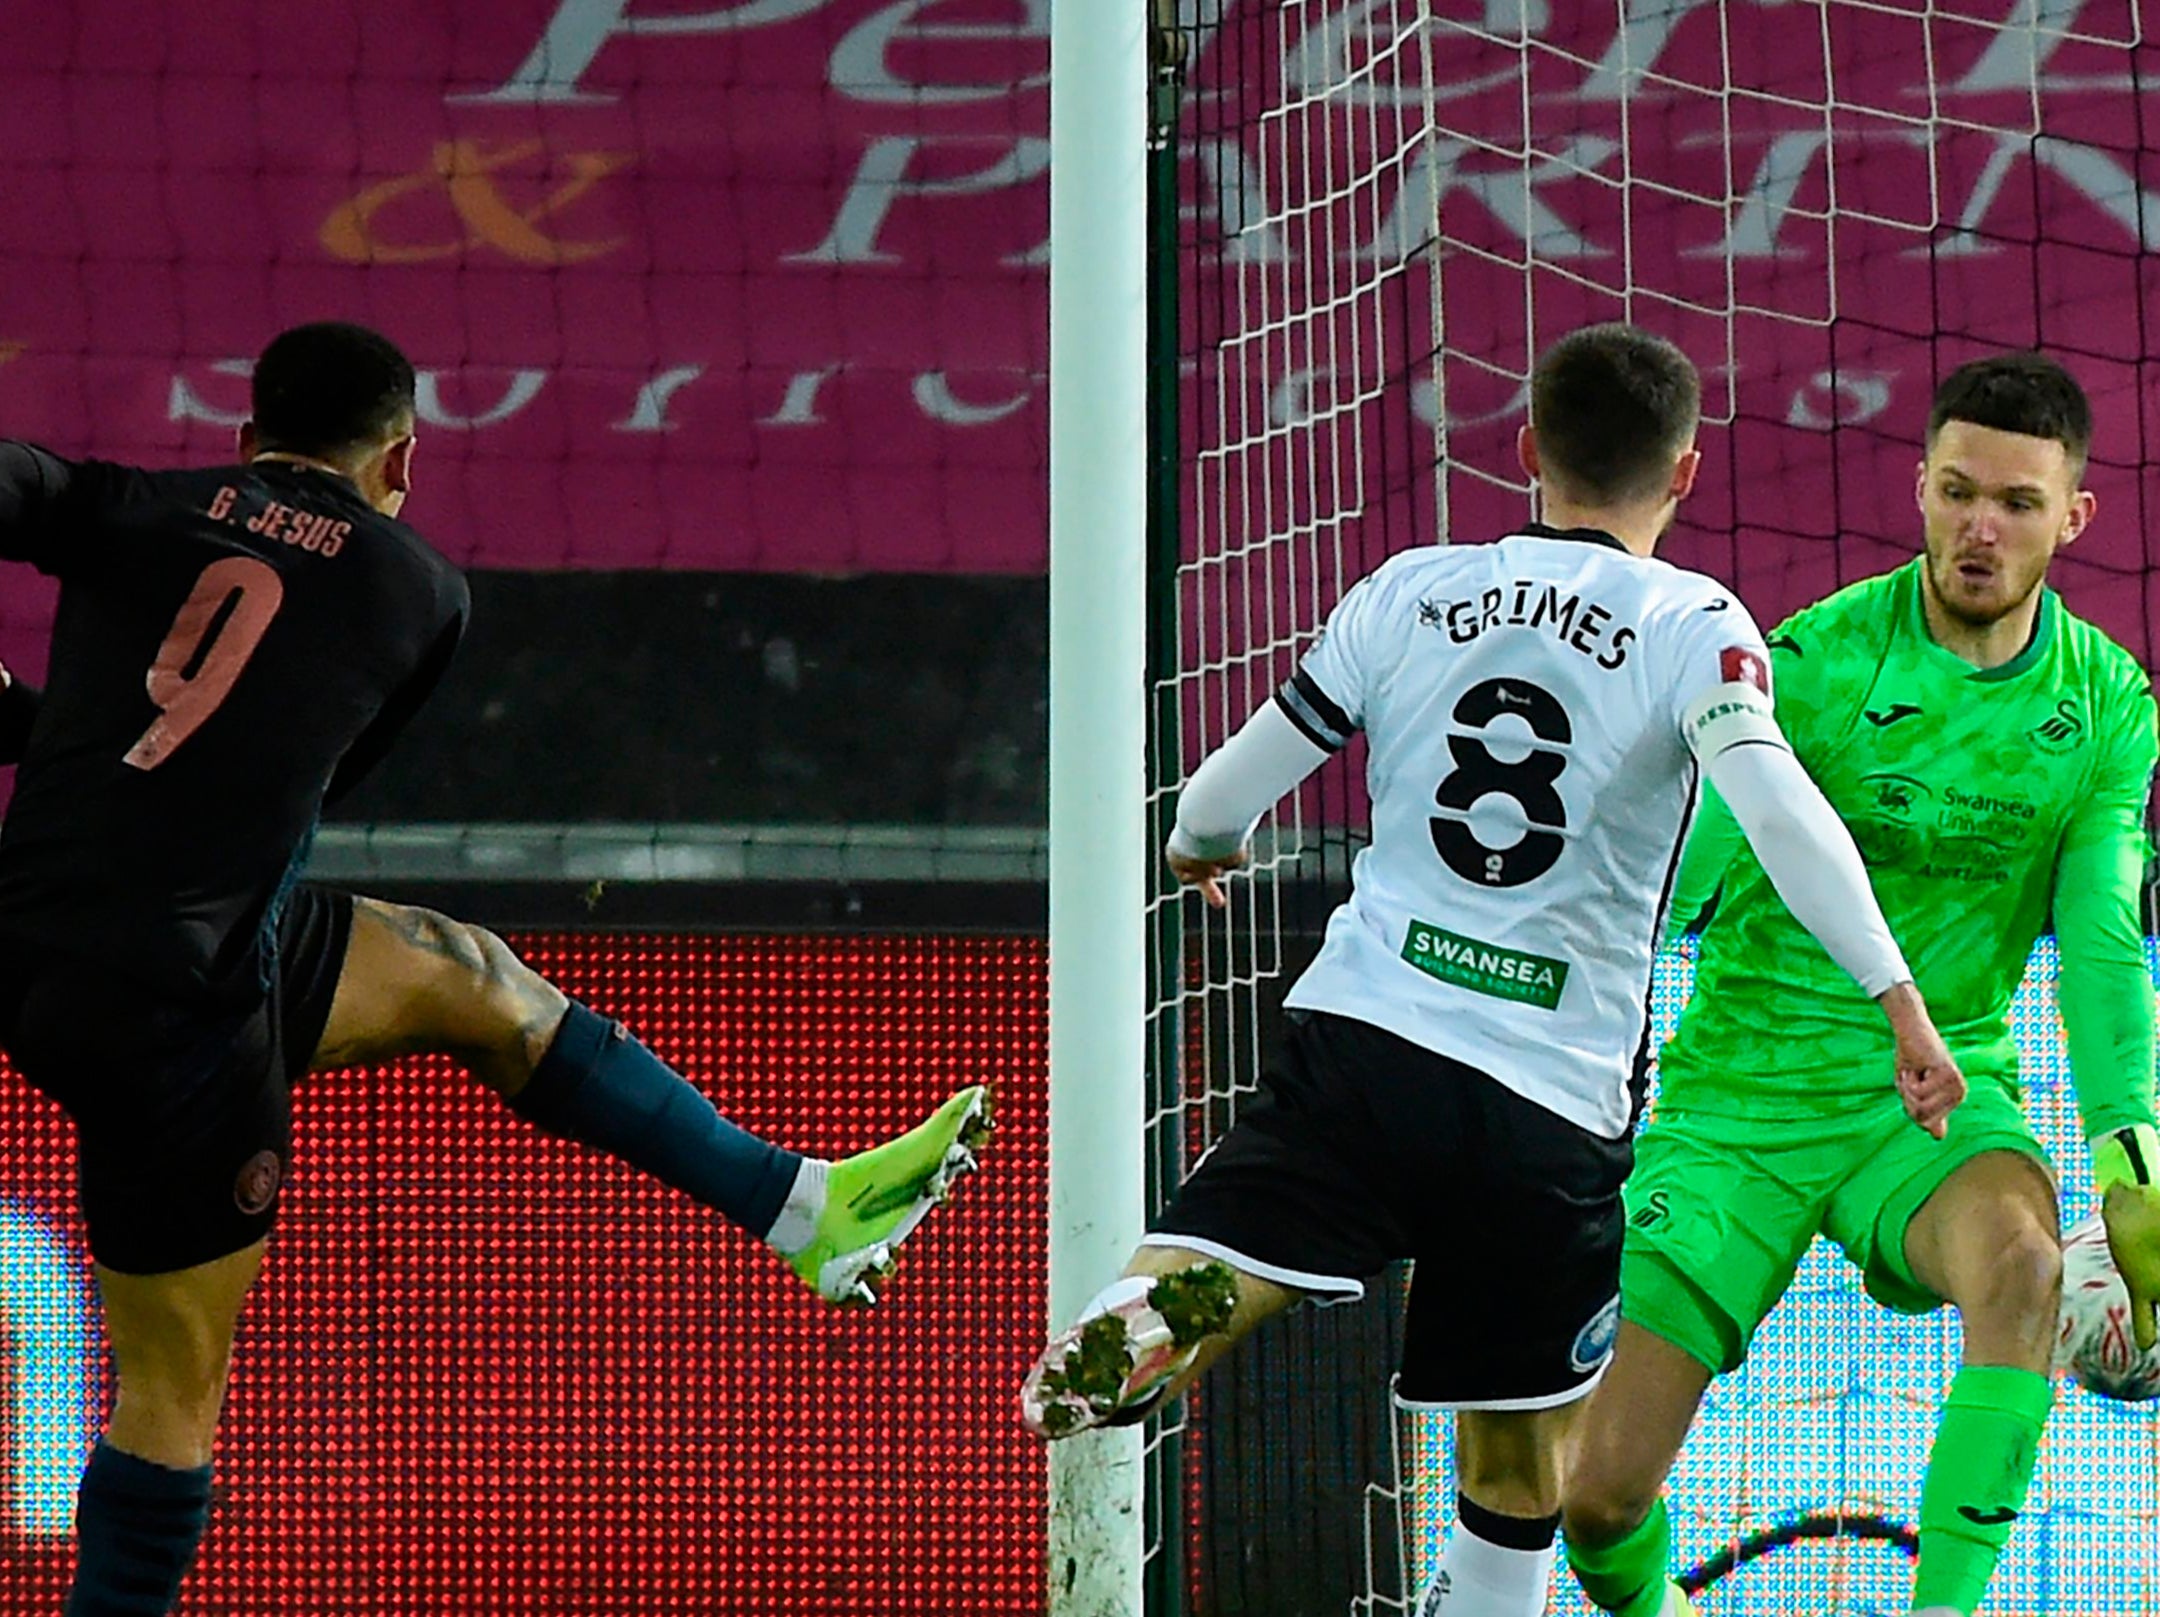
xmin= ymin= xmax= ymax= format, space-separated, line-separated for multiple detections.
xmin=2094 ymin=1123 xmax=2160 ymax=1352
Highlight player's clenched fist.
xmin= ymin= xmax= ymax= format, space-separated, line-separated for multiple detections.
xmin=1879 ymin=982 xmax=1965 ymax=1140
xmin=1165 ymin=840 xmax=1248 ymax=910
xmin=2097 ymin=1124 xmax=2160 ymax=1352
xmin=1894 ymin=1061 xmax=1965 ymax=1140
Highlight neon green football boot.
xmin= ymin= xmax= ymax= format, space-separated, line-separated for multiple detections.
xmin=784 ymin=1085 xmax=993 ymax=1305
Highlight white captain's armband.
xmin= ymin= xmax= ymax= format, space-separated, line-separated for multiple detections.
xmin=1680 ymin=681 xmax=1784 ymax=762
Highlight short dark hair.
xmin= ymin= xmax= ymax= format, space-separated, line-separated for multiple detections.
xmin=251 ymin=322 xmax=416 ymax=458
xmin=1529 ymin=323 xmax=1701 ymax=503
xmin=1926 ymin=351 xmax=2091 ymax=476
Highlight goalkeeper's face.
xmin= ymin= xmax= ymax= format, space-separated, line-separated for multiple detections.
xmin=1916 ymin=419 xmax=2095 ymax=628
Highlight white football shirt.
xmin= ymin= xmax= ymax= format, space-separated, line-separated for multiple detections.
xmin=1277 ymin=524 xmax=1775 ymax=1139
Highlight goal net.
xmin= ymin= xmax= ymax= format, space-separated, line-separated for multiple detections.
xmin=1152 ymin=3 xmax=2157 ymax=1613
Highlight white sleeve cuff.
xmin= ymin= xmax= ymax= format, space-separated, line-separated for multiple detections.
xmin=1680 ymin=680 xmax=1783 ymax=761
xmin=1706 ymin=739 xmax=1912 ymax=998
xmin=1170 ymin=699 xmax=1334 ymax=862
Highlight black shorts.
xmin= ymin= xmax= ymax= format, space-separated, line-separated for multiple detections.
xmin=1150 ymin=1010 xmax=1632 ymax=1410
xmin=0 ymin=884 xmax=354 ymax=1275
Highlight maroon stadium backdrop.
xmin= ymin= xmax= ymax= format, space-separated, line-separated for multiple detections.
xmin=0 ymin=935 xmax=1047 ymax=1614
xmin=2 ymin=3 xmax=2155 ymax=680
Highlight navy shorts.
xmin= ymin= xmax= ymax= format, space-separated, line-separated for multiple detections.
xmin=1148 ymin=1010 xmax=1633 ymax=1410
xmin=0 ymin=884 xmax=354 ymax=1274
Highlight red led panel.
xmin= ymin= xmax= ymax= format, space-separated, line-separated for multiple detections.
xmin=0 ymin=933 xmax=1048 ymax=1614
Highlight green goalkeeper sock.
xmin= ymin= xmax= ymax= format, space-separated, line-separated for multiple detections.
xmin=1912 ymin=1364 xmax=2053 ymax=1614
xmin=1565 ymin=1496 xmax=1673 ymax=1617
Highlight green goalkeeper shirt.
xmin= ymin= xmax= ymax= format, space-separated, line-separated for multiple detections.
xmin=1659 ymin=559 xmax=2158 ymax=1135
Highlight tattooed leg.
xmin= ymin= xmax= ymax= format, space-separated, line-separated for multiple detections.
xmin=311 ymin=896 xmax=566 ymax=1095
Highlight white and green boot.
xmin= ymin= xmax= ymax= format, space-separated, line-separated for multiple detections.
xmin=1020 ymin=1262 xmax=1240 ymax=1438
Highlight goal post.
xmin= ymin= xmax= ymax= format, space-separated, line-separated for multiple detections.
xmin=1046 ymin=3 xmax=1151 ymax=1616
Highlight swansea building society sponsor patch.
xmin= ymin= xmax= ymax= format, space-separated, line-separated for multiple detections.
xmin=1401 ymin=921 xmax=1569 ymax=1010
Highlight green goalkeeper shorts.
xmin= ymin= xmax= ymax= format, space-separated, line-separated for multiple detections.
xmin=1620 ymin=1077 xmax=2052 ymax=1374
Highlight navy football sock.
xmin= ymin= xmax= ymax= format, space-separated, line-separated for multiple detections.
xmin=65 ymin=1441 xmax=212 ymax=1616
xmin=509 ymin=1001 xmax=803 ymax=1238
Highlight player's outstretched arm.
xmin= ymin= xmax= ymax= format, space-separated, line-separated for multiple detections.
xmin=1167 ymin=564 xmax=1387 ymax=905
xmin=2051 ymin=689 xmax=2157 ymax=1136
xmin=1681 ymin=677 xmax=1964 ymax=1134
xmin=2054 ymin=676 xmax=2160 ymax=1346
xmin=1166 ymin=697 xmax=1332 ymax=908
xmin=1705 ymin=741 xmax=1964 ymax=1133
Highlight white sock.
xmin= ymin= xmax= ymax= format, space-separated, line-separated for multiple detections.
xmin=1422 ymin=1511 xmax=1558 ymax=1616
xmin=764 ymin=1158 xmax=829 ymax=1256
